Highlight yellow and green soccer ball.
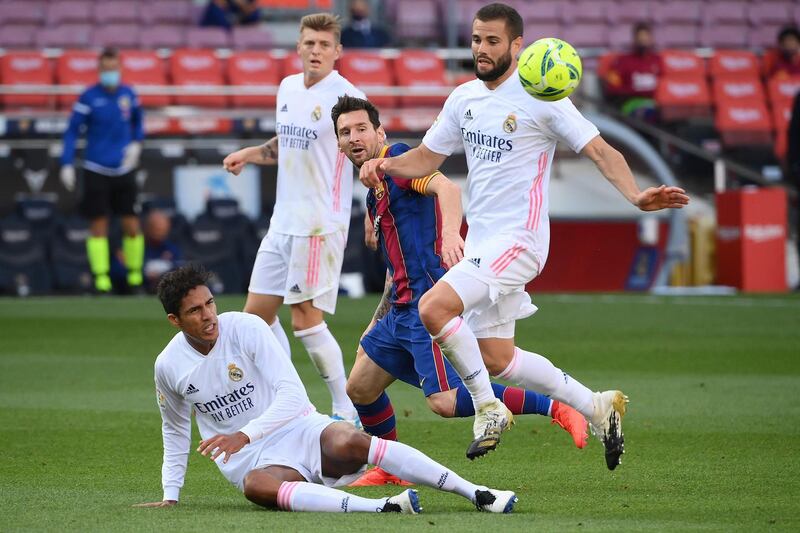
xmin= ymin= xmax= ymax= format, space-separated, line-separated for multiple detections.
xmin=518 ymin=38 xmax=582 ymax=101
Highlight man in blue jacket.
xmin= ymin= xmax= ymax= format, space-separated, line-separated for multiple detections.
xmin=61 ymin=47 xmax=145 ymax=293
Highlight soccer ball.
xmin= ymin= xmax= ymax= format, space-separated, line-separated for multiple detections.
xmin=518 ymin=38 xmax=582 ymax=101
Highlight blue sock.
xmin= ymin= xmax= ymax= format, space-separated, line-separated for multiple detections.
xmin=453 ymin=383 xmax=552 ymax=417
xmin=353 ymin=392 xmax=397 ymax=440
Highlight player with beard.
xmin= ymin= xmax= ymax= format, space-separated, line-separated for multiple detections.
xmin=358 ymin=3 xmax=689 ymax=466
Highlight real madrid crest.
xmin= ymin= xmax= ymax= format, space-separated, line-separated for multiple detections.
xmin=311 ymin=105 xmax=322 ymax=122
xmin=228 ymin=363 xmax=243 ymax=382
xmin=503 ymin=113 xmax=517 ymax=133
xmin=156 ymin=389 xmax=166 ymax=408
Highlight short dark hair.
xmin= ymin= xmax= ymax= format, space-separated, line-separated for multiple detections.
xmin=330 ymin=94 xmax=381 ymax=137
xmin=474 ymin=3 xmax=523 ymax=41
xmin=633 ymin=22 xmax=651 ymax=35
xmin=99 ymin=47 xmax=119 ymax=62
xmin=778 ymin=26 xmax=800 ymax=44
xmin=156 ymin=264 xmax=211 ymax=316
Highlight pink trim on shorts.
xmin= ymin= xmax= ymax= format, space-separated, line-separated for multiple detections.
xmin=306 ymin=236 xmax=321 ymax=288
xmin=526 ymin=152 xmax=548 ymax=231
xmin=490 ymin=243 xmax=526 ymax=275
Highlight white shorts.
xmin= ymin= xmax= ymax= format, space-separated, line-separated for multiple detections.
xmin=248 ymin=229 xmax=347 ymax=314
xmin=441 ymin=232 xmax=541 ymax=338
xmin=232 ymin=411 xmax=365 ymax=490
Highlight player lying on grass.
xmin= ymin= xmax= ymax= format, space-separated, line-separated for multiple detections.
xmin=331 ymin=95 xmax=587 ymax=485
xmin=133 ymin=264 xmax=517 ymax=514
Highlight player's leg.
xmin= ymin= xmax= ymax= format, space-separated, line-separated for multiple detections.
xmin=113 ymin=171 xmax=143 ymax=289
xmin=245 ymin=230 xmax=292 ymax=357
xmin=320 ymin=423 xmax=517 ymax=513
xmin=81 ymin=170 xmax=112 ymax=293
xmin=346 ymin=345 xmax=398 ymax=439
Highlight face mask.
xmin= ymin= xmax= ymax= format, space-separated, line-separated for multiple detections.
xmin=99 ymin=70 xmax=120 ymax=88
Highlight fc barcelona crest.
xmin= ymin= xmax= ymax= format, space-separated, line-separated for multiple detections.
xmin=374 ymin=182 xmax=385 ymax=200
xmin=503 ymin=113 xmax=517 ymax=133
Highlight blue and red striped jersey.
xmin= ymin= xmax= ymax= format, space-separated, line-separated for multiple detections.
xmin=366 ymin=143 xmax=446 ymax=307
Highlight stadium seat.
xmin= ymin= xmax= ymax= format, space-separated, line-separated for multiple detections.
xmin=767 ymin=77 xmax=800 ymax=107
xmin=568 ymin=1 xmax=614 ymax=23
xmin=700 ymin=25 xmax=750 ymax=49
xmin=652 ymin=1 xmax=704 ymax=24
xmin=715 ymin=100 xmax=773 ymax=147
xmin=515 ymin=0 xmax=561 ymax=24
xmin=48 ymin=216 xmax=93 ymax=293
xmin=702 ymin=1 xmax=747 ymax=25
xmin=140 ymin=197 xmax=188 ymax=244
xmin=655 ymin=75 xmax=711 ymax=121
xmin=525 ymin=22 xmax=564 ymax=43
xmin=46 ymin=0 xmax=93 ymax=26
xmin=0 ymin=51 xmax=53 ymax=109
xmin=338 ymin=52 xmax=397 ymax=108
xmin=607 ymin=1 xmax=651 ymax=24
xmin=140 ymin=0 xmax=195 ymax=26
xmin=393 ymin=0 xmax=441 ymax=44
xmin=200 ymin=198 xmax=252 ymax=291
xmin=747 ymin=2 xmax=792 ymax=27
xmin=282 ymin=53 xmax=303 ymax=77
xmin=92 ymin=24 xmax=141 ymax=50
xmin=120 ymin=50 xmax=171 ymax=107
xmin=748 ymin=25 xmax=785 ymax=50
xmin=1 ymin=1 xmax=47 ymax=25
xmin=227 ymin=51 xmax=280 ymax=108
xmin=36 ymin=24 xmax=93 ymax=49
xmin=182 ymin=218 xmax=243 ymax=294
xmin=0 ymin=215 xmax=52 ymax=295
xmin=15 ymin=197 xmax=59 ymax=241
xmin=56 ymin=50 xmax=98 ymax=109
xmin=712 ymin=77 xmax=767 ymax=106
xmin=561 ymin=23 xmax=609 ymax=49
xmin=394 ymin=50 xmax=447 ymax=108
xmin=94 ymin=0 xmax=140 ymax=24
xmin=170 ymin=49 xmax=228 ymax=108
xmin=659 ymin=50 xmax=707 ymax=78
xmin=709 ymin=50 xmax=760 ymax=79
xmin=185 ymin=27 xmax=231 ymax=49
xmin=241 ymin=213 xmax=271 ymax=287
xmin=0 ymin=25 xmax=39 ymax=49
xmin=232 ymin=26 xmax=274 ymax=50
xmin=653 ymin=24 xmax=698 ymax=49
xmin=140 ymin=25 xmax=187 ymax=50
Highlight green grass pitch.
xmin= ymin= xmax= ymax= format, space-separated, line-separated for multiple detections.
xmin=1 ymin=293 xmax=799 ymax=531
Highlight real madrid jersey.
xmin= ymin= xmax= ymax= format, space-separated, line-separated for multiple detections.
xmin=270 ymin=71 xmax=365 ymax=236
xmin=154 ymin=312 xmax=314 ymax=501
xmin=422 ymin=69 xmax=599 ymax=254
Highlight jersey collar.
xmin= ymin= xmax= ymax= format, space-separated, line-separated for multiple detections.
xmin=378 ymin=144 xmax=390 ymax=158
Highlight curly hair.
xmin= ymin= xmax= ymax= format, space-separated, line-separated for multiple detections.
xmin=156 ymin=263 xmax=211 ymax=316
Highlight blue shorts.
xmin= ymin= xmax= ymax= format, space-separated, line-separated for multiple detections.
xmin=359 ymin=306 xmax=462 ymax=397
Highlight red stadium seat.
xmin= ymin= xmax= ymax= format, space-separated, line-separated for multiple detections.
xmin=282 ymin=53 xmax=303 ymax=77
xmin=767 ymin=77 xmax=800 ymax=107
xmin=659 ymin=50 xmax=707 ymax=78
xmin=170 ymin=49 xmax=227 ymax=108
xmin=393 ymin=50 xmax=447 ymax=108
xmin=715 ymin=100 xmax=773 ymax=147
xmin=709 ymin=50 xmax=759 ymax=79
xmin=56 ymin=50 xmax=98 ymax=109
xmin=120 ymin=50 xmax=171 ymax=107
xmin=337 ymin=52 xmax=396 ymax=108
xmin=227 ymin=51 xmax=280 ymax=108
xmin=712 ymin=77 xmax=766 ymax=106
xmin=655 ymin=75 xmax=711 ymax=121
xmin=0 ymin=51 xmax=53 ymax=109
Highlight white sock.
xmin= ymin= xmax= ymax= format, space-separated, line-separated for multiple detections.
xmin=295 ymin=322 xmax=356 ymax=418
xmin=432 ymin=317 xmax=496 ymax=409
xmin=369 ymin=437 xmax=482 ymax=502
xmin=269 ymin=316 xmax=292 ymax=359
xmin=277 ymin=481 xmax=387 ymax=513
xmin=496 ymin=347 xmax=595 ymax=419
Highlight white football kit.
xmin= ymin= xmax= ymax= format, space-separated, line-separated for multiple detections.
xmin=154 ymin=312 xmax=360 ymax=502
xmin=249 ymin=71 xmax=365 ymax=313
xmin=422 ymin=70 xmax=599 ymax=336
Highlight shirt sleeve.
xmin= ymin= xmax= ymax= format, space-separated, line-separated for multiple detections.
xmin=421 ymin=89 xmax=463 ymax=157
xmin=236 ymin=315 xmax=313 ymax=443
xmin=537 ymin=97 xmax=600 ymax=154
xmin=60 ymin=91 xmax=91 ymax=165
xmin=393 ymin=171 xmax=442 ymax=195
xmin=155 ymin=361 xmax=192 ymax=502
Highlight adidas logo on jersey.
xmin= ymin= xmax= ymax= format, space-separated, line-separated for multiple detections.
xmin=280 ymin=104 xmax=288 ymax=112
xmin=464 ymin=109 xmax=473 ymax=120
xmin=289 ymin=284 xmax=301 ymax=294
xmin=467 ymin=257 xmax=481 ymax=267
xmin=185 ymin=383 xmax=200 ymax=395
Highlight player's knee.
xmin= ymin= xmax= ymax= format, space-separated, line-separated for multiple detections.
xmin=484 ymin=357 xmax=509 ymax=377
xmin=426 ymin=392 xmax=455 ymax=418
xmin=345 ymin=377 xmax=379 ymax=405
xmin=242 ymin=471 xmax=278 ymax=508
xmin=418 ymin=292 xmax=442 ymax=332
xmin=333 ymin=427 xmax=372 ymax=463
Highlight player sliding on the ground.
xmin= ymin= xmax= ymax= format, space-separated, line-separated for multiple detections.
xmin=358 ymin=3 xmax=689 ymax=467
xmin=133 ymin=264 xmax=517 ymax=514
xmin=331 ymin=95 xmax=588 ymax=486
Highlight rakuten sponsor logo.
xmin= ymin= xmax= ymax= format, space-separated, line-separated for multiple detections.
xmin=717 ymin=224 xmax=784 ymax=243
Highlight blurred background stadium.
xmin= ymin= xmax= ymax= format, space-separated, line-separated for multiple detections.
xmin=0 ymin=0 xmax=798 ymax=297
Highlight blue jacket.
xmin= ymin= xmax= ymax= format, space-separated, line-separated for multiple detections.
xmin=61 ymin=83 xmax=144 ymax=176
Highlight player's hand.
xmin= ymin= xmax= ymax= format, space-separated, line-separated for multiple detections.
xmin=359 ymin=158 xmax=388 ymax=188
xmin=223 ymin=148 xmax=251 ymax=176
xmin=197 ymin=432 xmax=250 ymax=463
xmin=364 ymin=212 xmax=377 ymax=250
xmin=634 ymin=185 xmax=690 ymax=211
xmin=132 ymin=500 xmax=177 ymax=508
xmin=440 ymin=230 xmax=464 ymax=269
xmin=60 ymin=165 xmax=76 ymax=192
xmin=122 ymin=141 xmax=142 ymax=170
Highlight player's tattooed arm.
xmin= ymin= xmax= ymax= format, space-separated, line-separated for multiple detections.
xmin=258 ymin=136 xmax=279 ymax=163
xmin=371 ymin=272 xmax=393 ymax=322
